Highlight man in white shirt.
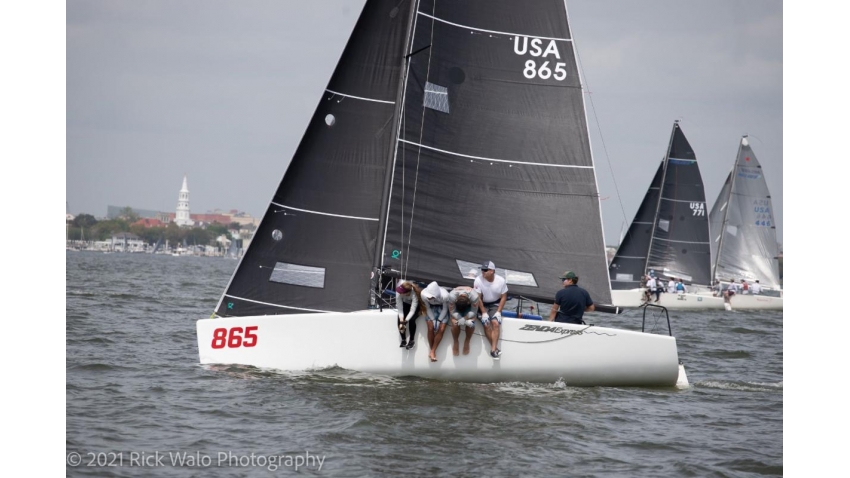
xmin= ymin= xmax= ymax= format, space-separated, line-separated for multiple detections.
xmin=473 ymin=261 xmax=508 ymax=360
xmin=751 ymin=280 xmax=762 ymax=295
xmin=646 ymin=275 xmax=660 ymax=303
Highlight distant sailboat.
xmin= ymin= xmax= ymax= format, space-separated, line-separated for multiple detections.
xmin=609 ymin=121 xmax=723 ymax=309
xmin=708 ymin=136 xmax=782 ymax=310
xmin=151 ymin=236 xmax=163 ymax=254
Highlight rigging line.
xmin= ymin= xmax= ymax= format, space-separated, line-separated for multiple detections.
xmin=224 ymin=294 xmax=334 ymax=313
xmin=572 ymin=36 xmax=630 ymax=248
xmin=403 ymin=0 xmax=437 ymax=279
xmin=387 ymin=0 xmax=421 ymax=279
xmin=416 ymin=11 xmax=573 ymax=43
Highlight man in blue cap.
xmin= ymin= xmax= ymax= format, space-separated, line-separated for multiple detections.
xmin=547 ymin=271 xmax=595 ymax=325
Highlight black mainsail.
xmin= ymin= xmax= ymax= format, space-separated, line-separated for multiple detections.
xmin=216 ymin=0 xmax=614 ymax=316
xmin=381 ymin=0 xmax=611 ymax=304
xmin=708 ymin=136 xmax=781 ymax=288
xmin=609 ymin=122 xmax=712 ymax=287
xmin=216 ymin=1 xmax=414 ymax=316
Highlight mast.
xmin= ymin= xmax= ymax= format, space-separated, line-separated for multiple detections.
xmin=643 ymin=121 xmax=677 ymax=278
xmin=373 ymin=0 xmax=418 ymax=277
xmin=712 ymin=136 xmax=743 ymax=284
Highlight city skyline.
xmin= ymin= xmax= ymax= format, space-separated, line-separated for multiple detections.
xmin=66 ymin=0 xmax=783 ymax=245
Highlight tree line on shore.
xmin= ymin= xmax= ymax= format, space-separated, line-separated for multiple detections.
xmin=68 ymin=209 xmax=246 ymax=246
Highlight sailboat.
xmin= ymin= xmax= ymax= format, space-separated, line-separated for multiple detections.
xmin=707 ymin=136 xmax=782 ymax=310
xmin=225 ymin=233 xmax=240 ymax=260
xmin=608 ymin=122 xmax=724 ymax=310
xmin=196 ymin=0 xmax=688 ymax=386
xmin=151 ymin=236 xmax=163 ymax=254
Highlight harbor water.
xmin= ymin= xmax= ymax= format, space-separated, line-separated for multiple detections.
xmin=66 ymin=252 xmax=782 ymax=476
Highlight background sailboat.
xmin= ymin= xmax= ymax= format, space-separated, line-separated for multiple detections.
xmin=609 ymin=121 xmax=722 ymax=309
xmin=197 ymin=0 xmax=686 ymax=386
xmin=708 ymin=136 xmax=782 ymax=310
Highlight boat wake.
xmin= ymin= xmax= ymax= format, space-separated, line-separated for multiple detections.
xmin=697 ymin=380 xmax=782 ymax=393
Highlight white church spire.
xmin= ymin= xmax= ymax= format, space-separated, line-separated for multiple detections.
xmin=174 ymin=174 xmax=194 ymax=227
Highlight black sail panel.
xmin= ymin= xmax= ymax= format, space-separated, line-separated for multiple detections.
xmin=217 ymin=1 xmax=413 ymax=317
xmin=609 ymin=161 xmax=663 ymax=289
xmin=647 ymin=123 xmax=712 ymax=286
xmin=383 ymin=0 xmax=611 ymax=304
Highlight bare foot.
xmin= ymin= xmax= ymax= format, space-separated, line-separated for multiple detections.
xmin=463 ymin=343 xmax=470 ymax=355
xmin=429 ymin=351 xmax=437 ymax=362
xmin=452 ymin=343 xmax=459 ymax=356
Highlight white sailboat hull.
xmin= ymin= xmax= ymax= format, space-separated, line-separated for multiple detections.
xmin=611 ymin=289 xmax=725 ymax=310
xmin=197 ymin=309 xmax=684 ymax=387
xmin=727 ymin=294 xmax=783 ymax=310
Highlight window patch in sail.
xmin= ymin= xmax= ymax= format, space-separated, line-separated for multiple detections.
xmin=726 ymin=225 xmax=738 ymax=237
xmin=424 ymin=82 xmax=450 ymax=113
xmin=455 ymin=260 xmax=538 ymax=287
xmin=615 ymin=273 xmax=634 ymax=282
xmin=658 ymin=219 xmax=670 ymax=232
xmin=269 ymin=262 xmax=325 ymax=288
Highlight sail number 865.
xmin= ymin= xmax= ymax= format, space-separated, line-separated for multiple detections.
xmin=524 ymin=60 xmax=567 ymax=80
xmin=211 ymin=326 xmax=258 ymax=349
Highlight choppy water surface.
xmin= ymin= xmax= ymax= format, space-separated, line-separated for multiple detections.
xmin=66 ymin=252 xmax=782 ymax=476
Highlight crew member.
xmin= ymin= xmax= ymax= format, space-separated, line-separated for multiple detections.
xmin=547 ymin=271 xmax=595 ymax=324
xmin=448 ymin=285 xmax=480 ymax=356
xmin=474 ymin=261 xmax=508 ymax=360
xmin=421 ymin=281 xmax=449 ymax=362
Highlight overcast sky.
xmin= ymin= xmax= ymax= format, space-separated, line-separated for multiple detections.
xmin=66 ymin=0 xmax=783 ymax=246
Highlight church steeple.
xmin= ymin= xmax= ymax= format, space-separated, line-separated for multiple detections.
xmin=174 ymin=174 xmax=194 ymax=227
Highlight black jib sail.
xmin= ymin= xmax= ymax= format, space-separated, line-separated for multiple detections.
xmin=609 ymin=122 xmax=712 ymax=287
xmin=381 ymin=0 xmax=612 ymax=304
xmin=608 ymin=162 xmax=663 ymax=289
xmin=216 ymin=1 xmax=414 ymax=316
xmin=709 ymin=136 xmax=781 ymax=288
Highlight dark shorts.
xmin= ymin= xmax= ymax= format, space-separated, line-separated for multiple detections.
xmin=554 ymin=316 xmax=583 ymax=325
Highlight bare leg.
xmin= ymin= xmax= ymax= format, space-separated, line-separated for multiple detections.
xmin=463 ymin=326 xmax=473 ymax=355
xmin=430 ymin=323 xmax=446 ymax=362
xmin=482 ymin=322 xmax=495 ymax=350
xmin=490 ymin=321 xmax=501 ymax=353
xmin=427 ymin=320 xmax=435 ymax=351
xmin=450 ymin=322 xmax=460 ymax=356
